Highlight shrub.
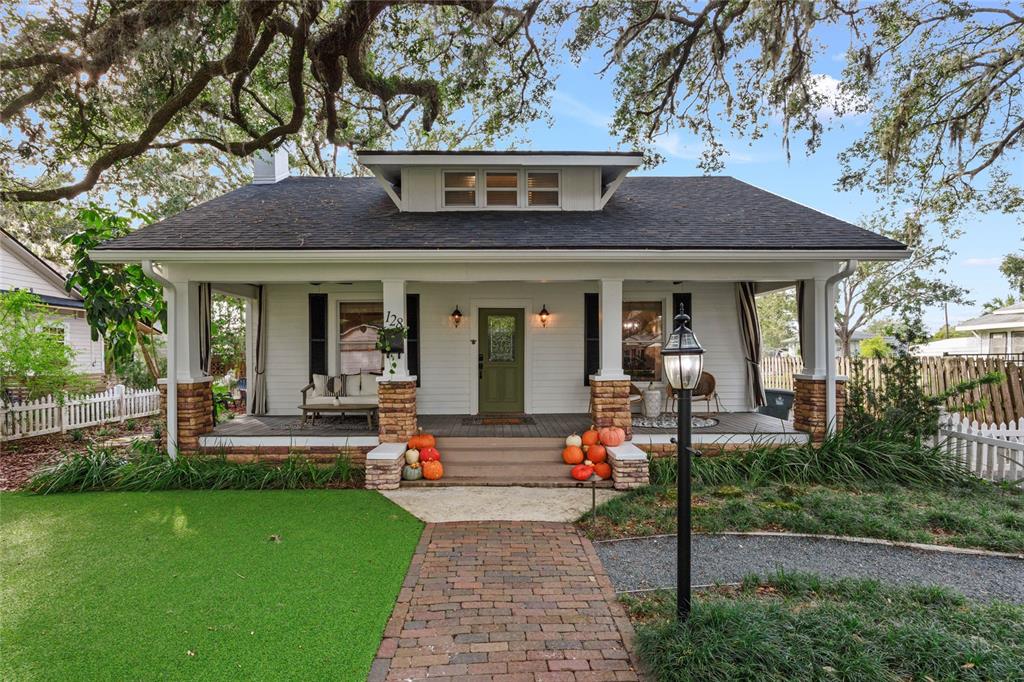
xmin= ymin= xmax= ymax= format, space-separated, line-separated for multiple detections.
xmin=29 ymin=440 xmax=363 ymax=493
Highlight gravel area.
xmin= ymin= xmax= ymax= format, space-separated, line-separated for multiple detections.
xmin=595 ymin=534 xmax=1024 ymax=604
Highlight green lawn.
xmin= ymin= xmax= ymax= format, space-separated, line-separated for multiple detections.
xmin=580 ymin=482 xmax=1024 ymax=552
xmin=621 ymin=572 xmax=1024 ymax=681
xmin=1 ymin=490 xmax=423 ymax=680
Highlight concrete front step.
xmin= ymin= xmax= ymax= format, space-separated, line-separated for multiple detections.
xmin=401 ymin=477 xmax=613 ymax=488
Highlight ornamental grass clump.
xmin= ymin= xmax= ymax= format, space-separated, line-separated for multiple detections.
xmin=29 ymin=440 xmax=362 ymax=494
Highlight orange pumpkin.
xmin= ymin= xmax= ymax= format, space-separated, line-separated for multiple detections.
xmin=562 ymin=445 xmax=584 ymax=465
xmin=571 ymin=463 xmax=595 ymax=481
xmin=593 ymin=462 xmax=612 ymax=480
xmin=422 ymin=460 xmax=444 ymax=480
xmin=419 ymin=447 xmax=441 ymax=462
xmin=581 ymin=428 xmax=600 ymax=447
xmin=599 ymin=426 xmax=626 ymax=447
xmin=586 ymin=444 xmax=607 ymax=464
xmin=408 ymin=432 xmax=436 ymax=450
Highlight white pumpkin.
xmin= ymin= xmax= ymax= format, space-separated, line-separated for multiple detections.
xmin=405 ymin=448 xmax=420 ymax=465
xmin=565 ymin=433 xmax=582 ymax=448
xmin=584 ymin=459 xmax=593 ymax=466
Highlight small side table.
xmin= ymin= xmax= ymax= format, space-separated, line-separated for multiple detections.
xmin=642 ymin=387 xmax=664 ymax=418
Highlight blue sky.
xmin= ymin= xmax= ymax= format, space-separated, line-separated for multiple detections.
xmin=511 ymin=30 xmax=1020 ymax=332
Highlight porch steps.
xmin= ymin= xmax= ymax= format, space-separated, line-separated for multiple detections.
xmin=401 ymin=437 xmax=613 ymax=488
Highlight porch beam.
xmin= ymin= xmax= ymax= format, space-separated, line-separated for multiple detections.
xmin=594 ymin=278 xmax=629 ymax=380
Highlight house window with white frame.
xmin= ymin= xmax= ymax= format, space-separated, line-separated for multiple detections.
xmin=1012 ymin=331 xmax=1024 ymax=355
xmin=527 ymin=171 xmax=559 ymax=207
xmin=622 ymin=301 xmax=663 ymax=381
xmin=443 ymin=171 xmax=477 ymax=207
xmin=485 ymin=171 xmax=519 ymax=207
xmin=338 ymin=301 xmax=383 ymax=374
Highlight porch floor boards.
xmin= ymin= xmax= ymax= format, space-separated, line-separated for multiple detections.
xmin=208 ymin=411 xmax=794 ymax=438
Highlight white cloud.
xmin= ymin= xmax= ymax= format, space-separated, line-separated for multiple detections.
xmin=551 ymin=92 xmax=611 ymax=130
xmin=963 ymin=257 xmax=1003 ymax=267
xmin=655 ymin=131 xmax=755 ymax=164
xmin=809 ymin=74 xmax=868 ymax=120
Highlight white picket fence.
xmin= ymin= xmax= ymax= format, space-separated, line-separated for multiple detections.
xmin=938 ymin=412 xmax=1024 ymax=482
xmin=0 ymin=385 xmax=160 ymax=442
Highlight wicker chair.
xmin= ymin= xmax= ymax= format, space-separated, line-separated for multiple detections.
xmin=665 ymin=371 xmax=723 ymax=415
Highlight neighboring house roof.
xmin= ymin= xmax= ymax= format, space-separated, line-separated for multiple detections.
xmin=956 ymin=302 xmax=1024 ymax=332
xmin=95 ymin=176 xmax=906 ymax=253
xmin=0 ymin=228 xmax=83 ymax=305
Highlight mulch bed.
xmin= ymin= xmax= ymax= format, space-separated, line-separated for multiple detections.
xmin=0 ymin=417 xmax=156 ymax=491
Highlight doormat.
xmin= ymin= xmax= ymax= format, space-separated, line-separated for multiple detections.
xmin=461 ymin=415 xmax=536 ymax=426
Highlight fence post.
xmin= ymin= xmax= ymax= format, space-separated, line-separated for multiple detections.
xmin=115 ymin=384 xmax=126 ymax=423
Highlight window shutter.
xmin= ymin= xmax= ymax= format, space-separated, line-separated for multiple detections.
xmin=308 ymin=294 xmax=328 ymax=380
xmin=672 ymin=293 xmax=693 ymax=329
xmin=584 ymin=293 xmax=599 ymax=386
xmin=406 ymin=293 xmax=420 ymax=387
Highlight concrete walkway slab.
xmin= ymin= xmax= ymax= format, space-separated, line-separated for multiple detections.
xmin=381 ymin=486 xmax=621 ymax=523
xmin=370 ymin=522 xmax=643 ymax=681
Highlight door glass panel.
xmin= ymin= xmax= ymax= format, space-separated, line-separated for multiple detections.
xmin=488 ymin=315 xmax=516 ymax=362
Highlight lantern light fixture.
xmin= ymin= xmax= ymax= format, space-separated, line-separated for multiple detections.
xmin=538 ymin=304 xmax=550 ymax=327
xmin=662 ymin=304 xmax=705 ymax=391
xmin=451 ymin=306 xmax=463 ymax=328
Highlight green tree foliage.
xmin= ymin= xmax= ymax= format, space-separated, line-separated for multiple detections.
xmin=563 ymin=1 xmax=1023 ymax=230
xmin=0 ymin=290 xmax=86 ymax=400
xmin=0 ymin=1 xmax=555 ymax=202
xmin=858 ymin=335 xmax=891 ymax=359
xmin=755 ymin=290 xmax=797 ymax=353
xmin=983 ymin=295 xmax=1018 ymax=314
xmin=65 ymin=206 xmax=165 ymax=381
xmin=1003 ymin=254 xmax=1024 ymax=295
xmin=211 ymin=295 xmax=246 ymax=376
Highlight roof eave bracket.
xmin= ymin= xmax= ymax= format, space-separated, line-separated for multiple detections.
xmin=368 ymin=167 xmax=401 ymax=210
xmin=598 ymin=168 xmax=630 ymax=209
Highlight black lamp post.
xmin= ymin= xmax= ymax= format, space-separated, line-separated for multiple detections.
xmin=661 ymin=302 xmax=705 ymax=621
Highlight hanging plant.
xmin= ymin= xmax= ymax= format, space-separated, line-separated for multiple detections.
xmin=375 ymin=311 xmax=408 ymax=376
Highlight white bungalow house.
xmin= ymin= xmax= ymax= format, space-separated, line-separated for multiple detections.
xmin=956 ymin=302 xmax=1024 ymax=360
xmin=1 ymin=228 xmax=105 ymax=382
xmin=90 ymin=149 xmax=907 ymax=489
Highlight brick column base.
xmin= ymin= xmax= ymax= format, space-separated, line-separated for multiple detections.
xmin=158 ymin=378 xmax=214 ymax=454
xmin=590 ymin=378 xmax=632 ymax=439
xmin=365 ymin=444 xmax=405 ymax=490
xmin=606 ymin=443 xmax=650 ymax=490
xmin=378 ymin=379 xmax=417 ymax=444
xmin=793 ymin=375 xmax=847 ymax=441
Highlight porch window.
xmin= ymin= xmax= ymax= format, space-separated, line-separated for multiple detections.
xmin=527 ymin=171 xmax=559 ymax=207
xmin=1013 ymin=331 xmax=1024 ymax=354
xmin=486 ymin=172 xmax=519 ymax=207
xmin=338 ymin=301 xmax=383 ymax=374
xmin=622 ymin=301 xmax=663 ymax=381
xmin=443 ymin=171 xmax=477 ymax=207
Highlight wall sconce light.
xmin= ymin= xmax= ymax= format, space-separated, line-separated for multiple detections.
xmin=538 ymin=304 xmax=550 ymax=328
xmin=451 ymin=306 xmax=463 ymax=328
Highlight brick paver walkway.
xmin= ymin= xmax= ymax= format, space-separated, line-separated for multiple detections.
xmin=370 ymin=522 xmax=643 ymax=681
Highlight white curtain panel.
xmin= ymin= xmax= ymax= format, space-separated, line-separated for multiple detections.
xmin=736 ymin=282 xmax=766 ymax=407
xmin=251 ymin=285 xmax=269 ymax=415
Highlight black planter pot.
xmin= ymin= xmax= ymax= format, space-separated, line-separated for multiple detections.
xmin=381 ymin=330 xmax=405 ymax=356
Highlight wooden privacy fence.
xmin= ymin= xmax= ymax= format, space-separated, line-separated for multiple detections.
xmin=1 ymin=385 xmax=160 ymax=442
xmin=759 ymin=355 xmax=1024 ymax=423
xmin=938 ymin=412 xmax=1024 ymax=482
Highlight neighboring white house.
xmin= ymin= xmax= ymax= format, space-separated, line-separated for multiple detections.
xmin=1 ymin=228 xmax=105 ymax=377
xmin=915 ymin=335 xmax=984 ymax=357
xmin=956 ymin=302 xmax=1024 ymax=358
xmin=90 ymin=148 xmax=908 ymax=457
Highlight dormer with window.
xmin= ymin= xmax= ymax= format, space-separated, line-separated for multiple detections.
xmin=357 ymin=150 xmax=642 ymax=212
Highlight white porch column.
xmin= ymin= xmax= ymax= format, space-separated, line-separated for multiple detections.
xmin=381 ymin=278 xmax=410 ymax=379
xmin=799 ymin=277 xmax=828 ymax=378
xmin=244 ymin=298 xmax=255 ymax=414
xmin=172 ymin=280 xmax=205 ymax=381
xmin=594 ymin=278 xmax=628 ymax=380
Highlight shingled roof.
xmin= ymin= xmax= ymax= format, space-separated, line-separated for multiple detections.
xmin=96 ymin=176 xmax=905 ymax=252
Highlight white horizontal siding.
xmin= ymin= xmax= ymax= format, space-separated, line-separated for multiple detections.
xmin=62 ymin=314 xmax=105 ymax=374
xmin=1 ymin=241 xmax=68 ymax=298
xmin=260 ymin=280 xmax=752 ymax=415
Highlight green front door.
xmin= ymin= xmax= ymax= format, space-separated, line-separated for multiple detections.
xmin=478 ymin=308 xmax=525 ymax=413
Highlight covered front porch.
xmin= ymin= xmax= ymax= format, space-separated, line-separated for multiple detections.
xmin=202 ymin=410 xmax=805 ymax=446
